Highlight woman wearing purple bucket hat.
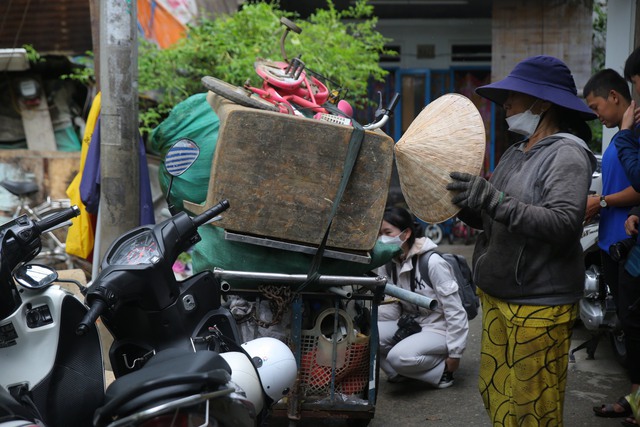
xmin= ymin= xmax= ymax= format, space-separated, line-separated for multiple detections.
xmin=446 ymin=55 xmax=598 ymax=427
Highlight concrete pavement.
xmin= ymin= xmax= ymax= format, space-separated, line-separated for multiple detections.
xmin=369 ymin=240 xmax=631 ymax=427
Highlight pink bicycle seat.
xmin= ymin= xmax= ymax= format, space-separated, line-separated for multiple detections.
xmin=255 ymin=60 xmax=304 ymax=90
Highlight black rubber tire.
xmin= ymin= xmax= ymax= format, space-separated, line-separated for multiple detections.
xmin=609 ymin=329 xmax=629 ymax=369
xmin=201 ymin=76 xmax=279 ymax=112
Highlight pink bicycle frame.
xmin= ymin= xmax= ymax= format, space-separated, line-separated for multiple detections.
xmin=251 ymin=60 xmax=330 ymax=115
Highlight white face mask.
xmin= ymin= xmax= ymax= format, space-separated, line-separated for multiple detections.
xmin=378 ymin=230 xmax=406 ymax=246
xmin=505 ymin=101 xmax=542 ymax=138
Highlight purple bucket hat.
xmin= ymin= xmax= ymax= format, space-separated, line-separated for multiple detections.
xmin=476 ymin=55 xmax=596 ymax=120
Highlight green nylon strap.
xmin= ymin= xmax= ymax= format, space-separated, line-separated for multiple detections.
xmin=297 ymin=105 xmax=365 ymax=291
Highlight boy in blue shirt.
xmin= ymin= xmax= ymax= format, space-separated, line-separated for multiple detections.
xmin=583 ymin=69 xmax=640 ymax=311
xmin=592 ymin=48 xmax=640 ymax=425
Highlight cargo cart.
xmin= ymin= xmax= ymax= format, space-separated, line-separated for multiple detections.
xmin=213 ymin=270 xmax=436 ymax=426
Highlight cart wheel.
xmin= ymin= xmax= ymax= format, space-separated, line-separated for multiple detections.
xmin=201 ymin=76 xmax=279 ymax=112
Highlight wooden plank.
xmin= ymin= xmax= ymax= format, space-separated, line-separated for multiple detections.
xmin=19 ymin=93 xmax=58 ymax=151
xmin=184 ymin=92 xmax=394 ymax=252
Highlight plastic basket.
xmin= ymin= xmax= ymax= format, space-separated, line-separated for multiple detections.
xmin=298 ymin=308 xmax=370 ymax=397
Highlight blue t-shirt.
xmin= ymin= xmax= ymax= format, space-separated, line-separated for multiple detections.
xmin=599 ymin=136 xmax=633 ymax=252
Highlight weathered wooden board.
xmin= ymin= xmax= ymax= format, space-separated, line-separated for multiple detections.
xmin=20 ymin=94 xmax=58 ymax=151
xmin=183 ymin=92 xmax=394 ymax=252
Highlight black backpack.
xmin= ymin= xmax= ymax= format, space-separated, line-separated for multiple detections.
xmin=418 ymin=250 xmax=479 ymax=320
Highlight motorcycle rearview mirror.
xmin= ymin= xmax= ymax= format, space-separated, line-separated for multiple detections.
xmin=164 ymin=138 xmax=200 ymax=216
xmin=14 ymin=264 xmax=58 ymax=290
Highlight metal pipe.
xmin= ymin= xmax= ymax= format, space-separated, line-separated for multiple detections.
xmin=327 ymin=286 xmax=352 ymax=299
xmin=212 ymin=269 xmax=382 ymax=287
xmin=382 ymin=281 xmax=438 ymax=310
xmin=219 ymin=281 xmax=231 ymax=293
xmin=212 ymin=269 xmax=437 ymax=310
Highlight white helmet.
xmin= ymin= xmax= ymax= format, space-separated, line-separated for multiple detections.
xmin=219 ymin=351 xmax=265 ymax=414
xmin=241 ymin=337 xmax=297 ymax=402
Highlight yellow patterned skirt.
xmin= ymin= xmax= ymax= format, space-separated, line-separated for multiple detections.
xmin=478 ymin=291 xmax=578 ymax=427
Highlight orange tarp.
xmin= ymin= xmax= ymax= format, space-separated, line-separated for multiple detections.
xmin=137 ymin=0 xmax=187 ymax=49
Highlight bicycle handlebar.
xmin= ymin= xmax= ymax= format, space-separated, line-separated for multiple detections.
xmin=279 ymin=17 xmax=302 ymax=63
xmin=363 ymin=92 xmax=400 ymax=130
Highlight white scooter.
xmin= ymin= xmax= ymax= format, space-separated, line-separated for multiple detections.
xmin=0 ymin=206 xmax=103 ymax=427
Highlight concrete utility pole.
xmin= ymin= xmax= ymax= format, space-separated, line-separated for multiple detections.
xmin=98 ymin=0 xmax=140 ymax=262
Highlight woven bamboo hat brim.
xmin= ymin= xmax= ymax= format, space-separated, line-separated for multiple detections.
xmin=394 ymin=93 xmax=486 ymax=223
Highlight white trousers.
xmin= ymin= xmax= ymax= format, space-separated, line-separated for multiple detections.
xmin=378 ymin=320 xmax=447 ymax=386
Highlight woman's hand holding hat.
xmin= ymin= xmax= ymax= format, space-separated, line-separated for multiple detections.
xmin=447 ymin=172 xmax=504 ymax=215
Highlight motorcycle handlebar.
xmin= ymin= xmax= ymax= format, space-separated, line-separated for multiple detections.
xmin=76 ymin=298 xmax=107 ymax=336
xmin=191 ymin=199 xmax=230 ymax=227
xmin=35 ymin=206 xmax=80 ymax=234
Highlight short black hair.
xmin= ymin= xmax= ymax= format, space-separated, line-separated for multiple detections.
xmin=382 ymin=206 xmax=423 ymax=247
xmin=624 ymin=47 xmax=640 ymax=81
xmin=584 ymin=68 xmax=631 ymax=102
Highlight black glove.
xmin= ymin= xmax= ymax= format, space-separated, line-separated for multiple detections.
xmin=446 ymin=171 xmax=503 ymax=215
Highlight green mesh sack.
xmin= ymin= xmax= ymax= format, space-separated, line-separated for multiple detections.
xmin=149 ymin=93 xmax=219 ymax=210
xmin=150 ymin=93 xmax=399 ymax=289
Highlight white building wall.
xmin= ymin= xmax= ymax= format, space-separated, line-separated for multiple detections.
xmin=376 ymin=18 xmax=492 ymax=69
xmin=602 ymin=0 xmax=637 ymax=150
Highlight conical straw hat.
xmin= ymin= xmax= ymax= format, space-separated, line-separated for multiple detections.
xmin=395 ymin=93 xmax=486 ymax=223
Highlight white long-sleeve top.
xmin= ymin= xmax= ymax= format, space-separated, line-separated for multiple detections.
xmin=375 ymin=237 xmax=469 ymax=358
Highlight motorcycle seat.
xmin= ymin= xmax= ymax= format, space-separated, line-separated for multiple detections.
xmin=96 ymin=347 xmax=232 ymax=424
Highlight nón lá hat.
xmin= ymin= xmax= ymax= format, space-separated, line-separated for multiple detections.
xmin=394 ymin=93 xmax=486 ymax=223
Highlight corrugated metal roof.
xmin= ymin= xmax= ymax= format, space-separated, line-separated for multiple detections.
xmin=0 ymin=0 xmax=92 ymax=56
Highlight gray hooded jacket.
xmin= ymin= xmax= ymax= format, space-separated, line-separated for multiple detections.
xmin=464 ymin=133 xmax=596 ymax=305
